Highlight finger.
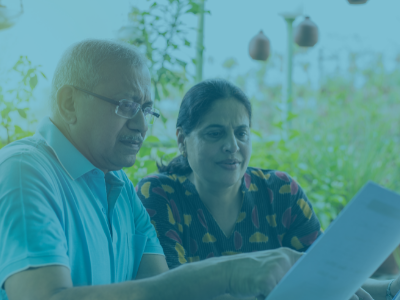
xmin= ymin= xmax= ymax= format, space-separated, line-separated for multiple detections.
xmin=261 ymin=276 xmax=277 ymax=297
xmin=280 ymin=247 xmax=304 ymax=264
xmin=355 ymin=288 xmax=374 ymax=300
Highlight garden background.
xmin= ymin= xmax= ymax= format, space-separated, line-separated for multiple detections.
xmin=1 ymin=0 xmax=400 ymax=274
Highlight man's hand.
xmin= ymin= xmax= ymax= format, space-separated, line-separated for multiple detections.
xmin=5 ymin=248 xmax=372 ymax=300
xmin=3 ymin=248 xmax=300 ymax=300
xmin=223 ymin=247 xmax=302 ymax=299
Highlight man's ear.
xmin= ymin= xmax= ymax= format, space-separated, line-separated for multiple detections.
xmin=56 ymin=85 xmax=77 ymax=124
xmin=176 ymin=127 xmax=186 ymax=152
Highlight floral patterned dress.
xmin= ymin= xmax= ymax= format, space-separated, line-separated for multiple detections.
xmin=136 ymin=167 xmax=322 ymax=269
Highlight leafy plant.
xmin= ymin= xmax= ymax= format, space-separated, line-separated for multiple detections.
xmin=120 ymin=22 xmax=400 ymax=230
xmin=125 ymin=135 xmax=178 ymax=186
xmin=120 ymin=0 xmax=202 ymax=182
xmin=0 ymin=56 xmax=46 ymax=148
xmin=119 ymin=0 xmax=201 ymax=108
xmin=2 ymin=6 xmax=399 ymax=235
xmin=247 ymin=53 xmax=400 ymax=229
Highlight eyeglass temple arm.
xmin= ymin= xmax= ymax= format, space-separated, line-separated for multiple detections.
xmin=74 ymin=86 xmax=160 ymax=118
xmin=73 ymin=86 xmax=120 ymax=106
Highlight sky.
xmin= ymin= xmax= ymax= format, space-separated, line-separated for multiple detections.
xmin=0 ymin=0 xmax=399 ymax=122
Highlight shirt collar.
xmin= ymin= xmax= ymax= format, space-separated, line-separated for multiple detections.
xmin=35 ymin=117 xmax=97 ymax=180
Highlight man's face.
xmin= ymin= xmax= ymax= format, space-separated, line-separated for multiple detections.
xmin=71 ymin=62 xmax=152 ymax=173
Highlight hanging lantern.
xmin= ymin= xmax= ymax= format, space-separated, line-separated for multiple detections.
xmin=347 ymin=0 xmax=368 ymax=4
xmin=294 ymin=16 xmax=318 ymax=47
xmin=249 ymin=30 xmax=270 ymax=61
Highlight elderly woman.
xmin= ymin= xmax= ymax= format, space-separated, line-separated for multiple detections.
xmin=137 ymin=79 xmax=400 ymax=300
xmin=137 ymin=79 xmax=322 ymax=267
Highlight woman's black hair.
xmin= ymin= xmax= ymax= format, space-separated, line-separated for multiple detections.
xmin=157 ymin=78 xmax=252 ymax=175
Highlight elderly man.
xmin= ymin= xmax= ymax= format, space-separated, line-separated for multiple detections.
xmin=0 ymin=39 xmax=302 ymax=300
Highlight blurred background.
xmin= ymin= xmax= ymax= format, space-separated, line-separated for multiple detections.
xmin=1 ymin=0 xmax=400 ymax=277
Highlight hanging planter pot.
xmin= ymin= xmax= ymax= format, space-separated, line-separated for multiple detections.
xmin=294 ymin=16 xmax=319 ymax=47
xmin=249 ymin=30 xmax=270 ymax=61
xmin=347 ymin=0 xmax=368 ymax=4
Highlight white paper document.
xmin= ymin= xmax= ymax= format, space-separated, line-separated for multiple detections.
xmin=266 ymin=181 xmax=400 ymax=300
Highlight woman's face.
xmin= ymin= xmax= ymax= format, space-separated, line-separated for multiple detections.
xmin=183 ymin=97 xmax=252 ymax=188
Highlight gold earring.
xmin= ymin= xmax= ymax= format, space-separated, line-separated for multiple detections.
xmin=180 ymin=142 xmax=187 ymax=158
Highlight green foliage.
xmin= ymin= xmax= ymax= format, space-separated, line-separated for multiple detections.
xmin=120 ymin=0 xmax=200 ymax=183
xmin=119 ymin=0 xmax=200 ymax=103
xmin=2 ymin=7 xmax=398 ymax=233
xmin=222 ymin=57 xmax=239 ymax=81
xmin=0 ymin=3 xmax=23 ymax=31
xmin=0 ymin=56 xmax=45 ymax=147
xmin=119 ymin=9 xmax=400 ymax=228
xmin=124 ymin=48 xmax=400 ymax=230
xmin=247 ymin=54 xmax=400 ymax=229
xmin=124 ymin=135 xmax=178 ymax=186
xmin=222 ymin=58 xmax=238 ymax=70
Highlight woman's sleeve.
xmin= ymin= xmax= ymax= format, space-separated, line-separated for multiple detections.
xmin=274 ymin=172 xmax=322 ymax=252
xmin=136 ymin=176 xmax=187 ymax=269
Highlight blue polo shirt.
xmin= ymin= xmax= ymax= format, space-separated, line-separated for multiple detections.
xmin=0 ymin=118 xmax=164 ymax=298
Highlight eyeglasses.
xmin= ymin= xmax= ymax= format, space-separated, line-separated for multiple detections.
xmin=73 ymin=86 xmax=160 ymax=125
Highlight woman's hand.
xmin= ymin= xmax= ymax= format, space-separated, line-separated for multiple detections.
xmin=221 ymin=247 xmax=373 ymax=300
xmin=390 ymin=275 xmax=400 ymax=298
xmin=223 ymin=247 xmax=302 ymax=299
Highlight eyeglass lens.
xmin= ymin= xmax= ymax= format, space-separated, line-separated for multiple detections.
xmin=116 ymin=100 xmax=140 ymax=118
xmin=115 ymin=100 xmax=159 ymax=124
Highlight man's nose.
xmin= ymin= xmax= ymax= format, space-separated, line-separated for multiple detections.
xmin=126 ymin=109 xmax=148 ymax=135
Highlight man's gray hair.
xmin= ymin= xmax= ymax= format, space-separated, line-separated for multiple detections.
xmin=50 ymin=39 xmax=147 ymax=115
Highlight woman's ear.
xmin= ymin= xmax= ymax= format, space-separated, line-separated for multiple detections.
xmin=56 ymin=85 xmax=77 ymax=124
xmin=176 ymin=127 xmax=186 ymax=154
